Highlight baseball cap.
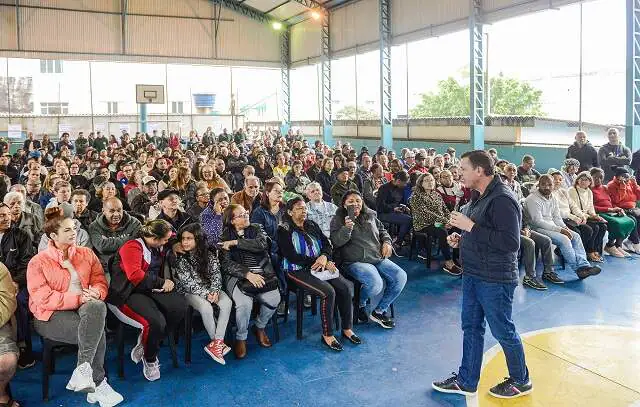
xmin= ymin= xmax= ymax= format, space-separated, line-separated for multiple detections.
xmin=157 ymin=189 xmax=180 ymax=201
xmin=142 ymin=175 xmax=157 ymax=185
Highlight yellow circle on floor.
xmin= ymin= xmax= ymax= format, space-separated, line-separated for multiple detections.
xmin=466 ymin=325 xmax=640 ymax=407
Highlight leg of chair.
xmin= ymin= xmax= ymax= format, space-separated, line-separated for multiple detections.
xmin=390 ymin=304 xmax=395 ymax=319
xmin=271 ymin=313 xmax=280 ymax=343
xmin=49 ymin=348 xmax=56 ymax=374
xmin=167 ymin=332 xmax=178 ymax=369
xmin=42 ymin=341 xmax=51 ymax=401
xmin=116 ymin=321 xmax=124 ymax=379
xmin=185 ymin=306 xmax=193 ymax=364
xmin=409 ymin=234 xmax=416 ymax=260
xmin=284 ymin=289 xmax=290 ymax=323
xmin=426 ymin=235 xmax=433 ymax=269
xmin=352 ymin=282 xmax=361 ymax=325
xmin=296 ymin=288 xmax=304 ymax=340
xmin=311 ymin=295 xmax=317 ymax=316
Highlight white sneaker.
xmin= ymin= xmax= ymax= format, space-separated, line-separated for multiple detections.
xmin=142 ymin=357 xmax=160 ymax=381
xmin=633 ymin=243 xmax=640 ymax=254
xmin=623 ymin=240 xmax=636 ymax=253
xmin=87 ymin=378 xmax=124 ymax=407
xmin=131 ymin=332 xmax=144 ymax=364
xmin=66 ymin=362 xmax=95 ymax=393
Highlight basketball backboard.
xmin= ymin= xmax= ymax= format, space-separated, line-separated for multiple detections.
xmin=136 ymin=84 xmax=165 ymax=104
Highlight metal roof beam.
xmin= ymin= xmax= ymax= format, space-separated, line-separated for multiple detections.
xmin=211 ymin=0 xmax=277 ymax=24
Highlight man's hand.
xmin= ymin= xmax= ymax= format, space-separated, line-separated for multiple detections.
xmin=560 ymin=228 xmax=573 ymax=239
xmin=521 ymin=228 xmax=530 ymax=238
xmin=381 ymin=242 xmax=393 ymax=258
xmin=219 ymin=240 xmax=237 ymax=251
xmin=449 ymin=211 xmax=475 ymax=232
xmin=447 ymin=232 xmax=461 ymax=248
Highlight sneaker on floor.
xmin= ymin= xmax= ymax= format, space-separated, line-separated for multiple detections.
xmin=604 ymin=246 xmax=624 ymax=258
xmin=66 ymin=362 xmax=95 ymax=393
xmin=303 ymin=294 xmax=312 ymax=308
xmin=17 ymin=348 xmax=36 ymax=369
xmin=576 ymin=265 xmax=601 ymax=279
xmin=542 ymin=272 xmax=564 ymax=284
xmin=87 ymin=378 xmax=124 ymax=407
xmin=488 ymin=377 xmax=533 ymax=399
xmin=357 ymin=306 xmax=369 ymax=324
xmin=432 ymin=372 xmax=477 ymax=396
xmin=535 ymin=278 xmax=548 ymax=290
xmin=204 ymin=339 xmax=226 ymax=365
xmin=142 ymin=357 xmax=160 ymax=382
xmin=131 ymin=333 xmax=144 ymax=364
xmin=522 ymin=275 xmax=546 ymax=290
xmin=623 ymin=240 xmax=638 ymax=254
xmin=442 ymin=263 xmax=463 ymax=276
xmin=370 ymin=310 xmax=395 ymax=329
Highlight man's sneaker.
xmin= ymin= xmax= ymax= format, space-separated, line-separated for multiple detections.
xmin=522 ymin=275 xmax=546 ymax=290
xmin=66 ymin=362 xmax=95 ymax=393
xmin=303 ymin=294 xmax=312 ymax=308
xmin=535 ymin=279 xmax=548 ymax=290
xmin=370 ymin=310 xmax=395 ymax=329
xmin=277 ymin=301 xmax=288 ymax=316
xmin=542 ymin=272 xmax=564 ymax=284
xmin=443 ymin=263 xmax=463 ymax=276
xmin=488 ymin=377 xmax=533 ymax=399
xmin=204 ymin=339 xmax=226 ymax=365
xmin=576 ymin=266 xmax=601 ymax=280
xmin=18 ymin=348 xmax=36 ymax=369
xmin=432 ymin=372 xmax=477 ymax=396
xmin=131 ymin=332 xmax=144 ymax=364
xmin=357 ymin=306 xmax=369 ymax=323
xmin=142 ymin=357 xmax=160 ymax=382
xmin=87 ymin=378 xmax=124 ymax=407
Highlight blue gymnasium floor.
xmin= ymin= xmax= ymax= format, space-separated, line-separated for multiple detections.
xmin=12 ymin=254 xmax=640 ymax=407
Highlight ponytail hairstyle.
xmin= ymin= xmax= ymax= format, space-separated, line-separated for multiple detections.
xmin=43 ymin=206 xmax=66 ymax=237
xmin=176 ymin=223 xmax=209 ymax=282
xmin=137 ymin=219 xmax=172 ymax=240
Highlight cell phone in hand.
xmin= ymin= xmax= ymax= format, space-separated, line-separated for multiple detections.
xmin=347 ymin=205 xmax=356 ymax=220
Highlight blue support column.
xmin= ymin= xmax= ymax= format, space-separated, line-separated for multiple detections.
xmin=321 ymin=12 xmax=333 ymax=147
xmin=469 ymin=0 xmax=485 ymax=150
xmin=139 ymin=103 xmax=148 ymax=133
xmin=379 ymin=0 xmax=393 ymax=150
xmin=626 ymin=0 xmax=640 ymax=150
xmin=280 ymin=27 xmax=291 ymax=137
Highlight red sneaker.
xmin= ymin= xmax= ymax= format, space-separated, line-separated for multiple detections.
xmin=204 ymin=339 xmax=226 ymax=365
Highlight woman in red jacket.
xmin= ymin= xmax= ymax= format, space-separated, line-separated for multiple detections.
xmin=606 ymin=167 xmax=640 ymax=253
xmin=107 ymin=219 xmax=186 ymax=382
xmin=28 ymin=207 xmax=123 ymax=406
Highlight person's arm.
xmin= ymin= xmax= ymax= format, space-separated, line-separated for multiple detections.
xmin=329 ymin=215 xmax=351 ymax=249
xmin=375 ymin=185 xmax=395 ymax=213
xmin=219 ymin=244 xmax=249 ymax=280
xmin=87 ymin=250 xmax=108 ymax=300
xmin=524 ymin=197 xmax=563 ymax=232
xmin=236 ymin=225 xmax=269 ymax=253
xmin=611 ymin=146 xmax=632 ymax=165
xmin=375 ymin=216 xmax=393 ymax=245
xmin=470 ymin=196 xmax=521 ymax=253
xmin=0 ymin=264 xmax=16 ymax=327
xmin=88 ymin=223 xmax=131 ymax=255
xmin=208 ymin=254 xmax=222 ymax=293
xmin=27 ymin=257 xmax=81 ymax=311
xmin=13 ymin=233 xmax=34 ymax=289
xmin=551 ymin=200 xmax=566 ymax=228
xmin=119 ymin=243 xmax=164 ymax=290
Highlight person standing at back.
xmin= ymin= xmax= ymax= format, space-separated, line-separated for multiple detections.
xmin=566 ymin=131 xmax=598 ymax=172
xmin=598 ymin=128 xmax=631 ymax=182
xmin=432 ymin=150 xmax=532 ymax=399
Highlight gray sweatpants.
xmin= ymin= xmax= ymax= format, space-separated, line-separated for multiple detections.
xmin=232 ymin=287 xmax=280 ymax=341
xmin=521 ymin=230 xmax=554 ymax=279
xmin=184 ymin=291 xmax=232 ymax=341
xmin=34 ymin=301 xmax=107 ymax=385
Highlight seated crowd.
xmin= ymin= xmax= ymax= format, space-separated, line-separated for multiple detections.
xmin=0 ymin=125 xmax=631 ymax=406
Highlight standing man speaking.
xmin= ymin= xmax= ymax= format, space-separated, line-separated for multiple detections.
xmin=432 ymin=150 xmax=532 ymax=399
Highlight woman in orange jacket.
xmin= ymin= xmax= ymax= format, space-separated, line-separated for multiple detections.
xmin=27 ymin=207 xmax=123 ymax=406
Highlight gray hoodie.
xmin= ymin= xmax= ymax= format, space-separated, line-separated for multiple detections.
xmin=330 ymin=208 xmax=392 ymax=265
xmin=523 ymin=189 xmax=565 ymax=232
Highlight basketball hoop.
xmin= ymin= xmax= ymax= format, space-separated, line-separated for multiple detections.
xmin=136 ymin=85 xmax=165 ymax=104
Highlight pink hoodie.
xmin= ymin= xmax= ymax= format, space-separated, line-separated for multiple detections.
xmin=27 ymin=241 xmax=108 ymax=321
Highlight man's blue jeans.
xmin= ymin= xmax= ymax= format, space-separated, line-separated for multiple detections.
xmin=345 ymin=259 xmax=407 ymax=313
xmin=458 ymin=274 xmax=529 ymax=391
xmin=534 ymin=228 xmax=590 ymax=271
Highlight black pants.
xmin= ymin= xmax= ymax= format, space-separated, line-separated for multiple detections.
xmin=565 ymin=219 xmax=606 ymax=253
xmin=120 ymin=291 xmax=186 ymax=362
xmin=418 ymin=225 xmax=458 ymax=261
xmin=378 ymin=212 xmax=412 ymax=243
xmin=625 ymin=208 xmax=640 ymax=244
xmin=287 ymin=270 xmax=353 ymax=337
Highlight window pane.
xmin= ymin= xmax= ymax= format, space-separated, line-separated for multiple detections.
xmin=355 ymin=50 xmax=380 ymax=122
xmin=408 ymin=31 xmax=469 ymax=118
xmin=232 ymin=67 xmax=280 ymax=123
xmin=290 ymin=64 xmax=320 ymax=121
xmin=332 ymin=56 xmax=356 ymax=120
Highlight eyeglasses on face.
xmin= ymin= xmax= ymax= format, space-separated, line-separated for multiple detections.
xmin=233 ymin=212 xmax=249 ymax=220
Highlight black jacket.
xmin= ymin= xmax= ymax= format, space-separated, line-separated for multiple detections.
xmin=75 ymin=209 xmax=98 ymax=231
xmin=0 ymin=226 xmax=34 ymax=289
xmin=157 ymin=210 xmax=195 ymax=233
xmin=219 ymin=224 xmax=272 ymax=295
xmin=277 ymin=220 xmax=332 ymax=270
xmin=376 ymin=182 xmax=405 ymax=214
xmin=566 ymin=141 xmax=598 ymax=172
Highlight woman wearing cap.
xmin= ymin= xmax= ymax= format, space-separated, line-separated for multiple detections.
xmin=28 ymin=207 xmax=123 ymax=406
xmin=156 ymin=189 xmax=195 ymax=233
xmin=108 ymin=219 xmax=186 ymax=381
xmin=606 ymin=167 xmax=640 ymax=253
xmin=561 ymin=159 xmax=580 ymax=189
xmin=330 ymin=190 xmax=407 ymax=330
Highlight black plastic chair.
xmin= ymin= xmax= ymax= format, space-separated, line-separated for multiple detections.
xmin=343 ymin=274 xmax=395 ymax=325
xmin=41 ymin=337 xmax=78 ymax=401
